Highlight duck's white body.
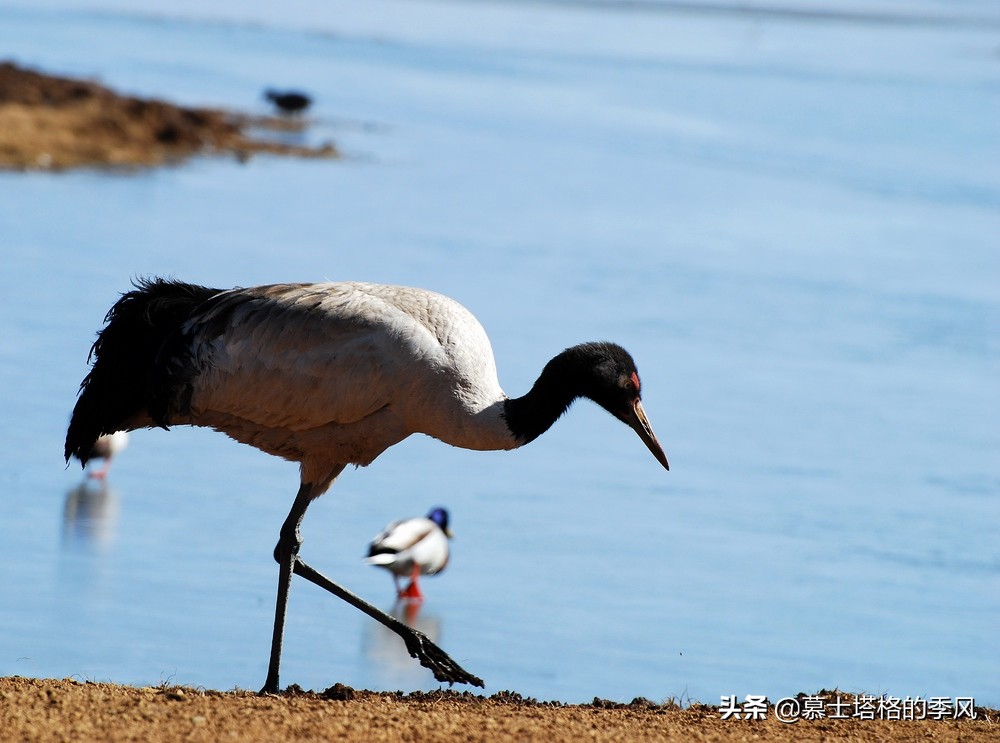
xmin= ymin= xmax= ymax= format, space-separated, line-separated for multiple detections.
xmin=366 ymin=514 xmax=450 ymax=595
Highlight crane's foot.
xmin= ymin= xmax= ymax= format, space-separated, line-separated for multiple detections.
xmin=286 ymin=551 xmax=485 ymax=688
xmin=401 ymin=628 xmax=485 ymax=688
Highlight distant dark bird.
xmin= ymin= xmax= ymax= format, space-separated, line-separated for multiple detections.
xmin=264 ymin=89 xmax=312 ymax=115
xmin=83 ymin=431 xmax=128 ymax=479
xmin=65 ymin=278 xmax=668 ymax=694
xmin=366 ymin=507 xmax=453 ymax=600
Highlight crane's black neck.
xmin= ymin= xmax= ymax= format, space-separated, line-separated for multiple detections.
xmin=501 ymin=342 xmax=626 ymax=445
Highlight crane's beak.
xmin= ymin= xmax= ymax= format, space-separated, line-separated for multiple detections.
xmin=625 ymin=399 xmax=670 ymax=471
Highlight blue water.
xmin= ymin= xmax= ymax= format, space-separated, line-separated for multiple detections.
xmin=0 ymin=0 xmax=997 ymax=705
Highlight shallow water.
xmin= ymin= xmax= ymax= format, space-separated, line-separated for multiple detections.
xmin=1 ymin=0 xmax=997 ymax=705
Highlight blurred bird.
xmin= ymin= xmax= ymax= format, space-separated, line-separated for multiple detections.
xmin=83 ymin=431 xmax=128 ymax=479
xmin=264 ymin=89 xmax=312 ymax=115
xmin=366 ymin=507 xmax=453 ymax=601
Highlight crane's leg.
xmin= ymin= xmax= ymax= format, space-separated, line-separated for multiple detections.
xmin=291 ymin=558 xmax=484 ymax=687
xmin=260 ymin=481 xmax=314 ymax=695
xmin=260 ymin=478 xmax=484 ymax=694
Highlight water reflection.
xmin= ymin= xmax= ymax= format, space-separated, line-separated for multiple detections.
xmin=62 ymin=478 xmax=119 ymax=550
xmin=362 ymin=599 xmax=443 ymax=686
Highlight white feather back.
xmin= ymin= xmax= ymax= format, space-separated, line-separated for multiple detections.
xmin=365 ymin=516 xmax=450 ymax=578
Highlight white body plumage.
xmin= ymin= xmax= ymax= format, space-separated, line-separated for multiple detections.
xmin=172 ymin=282 xmax=519 ymax=490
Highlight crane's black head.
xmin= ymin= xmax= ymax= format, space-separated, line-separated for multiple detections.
xmin=505 ymin=341 xmax=669 ymax=470
xmin=564 ymin=342 xmax=669 ymax=470
xmin=560 ymin=341 xmax=641 ymax=408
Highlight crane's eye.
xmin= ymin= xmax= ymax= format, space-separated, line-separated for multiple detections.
xmin=623 ymin=371 xmax=641 ymax=395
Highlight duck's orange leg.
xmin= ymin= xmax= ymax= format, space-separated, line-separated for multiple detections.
xmin=399 ymin=565 xmax=424 ymax=601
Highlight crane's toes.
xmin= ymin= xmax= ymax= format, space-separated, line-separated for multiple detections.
xmin=403 ymin=629 xmax=485 ymax=688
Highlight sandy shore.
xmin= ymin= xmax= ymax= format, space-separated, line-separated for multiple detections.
xmin=0 ymin=61 xmax=336 ymax=170
xmin=1 ymin=677 xmax=996 ymax=742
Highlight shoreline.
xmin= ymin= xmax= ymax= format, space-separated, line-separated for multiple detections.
xmin=0 ymin=61 xmax=336 ymax=171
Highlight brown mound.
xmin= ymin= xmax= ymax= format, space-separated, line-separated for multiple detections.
xmin=0 ymin=677 xmax=996 ymax=742
xmin=0 ymin=61 xmax=336 ymax=171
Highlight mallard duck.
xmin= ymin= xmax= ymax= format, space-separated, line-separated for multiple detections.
xmin=365 ymin=507 xmax=453 ymax=600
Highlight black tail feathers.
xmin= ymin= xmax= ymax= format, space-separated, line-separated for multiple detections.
xmin=64 ymin=277 xmax=222 ymax=465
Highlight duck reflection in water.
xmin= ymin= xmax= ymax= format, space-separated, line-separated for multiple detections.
xmin=362 ymin=598 xmax=443 ymax=684
xmin=62 ymin=478 xmax=118 ymax=549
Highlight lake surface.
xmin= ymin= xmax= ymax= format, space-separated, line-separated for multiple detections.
xmin=1 ymin=0 xmax=997 ymax=706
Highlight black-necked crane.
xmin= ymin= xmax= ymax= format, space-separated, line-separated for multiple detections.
xmin=365 ymin=507 xmax=453 ymax=601
xmin=65 ymin=278 xmax=669 ymax=694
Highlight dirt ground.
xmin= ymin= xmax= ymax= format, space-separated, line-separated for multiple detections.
xmin=0 ymin=61 xmax=336 ymax=170
xmin=1 ymin=677 xmax=996 ymax=743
